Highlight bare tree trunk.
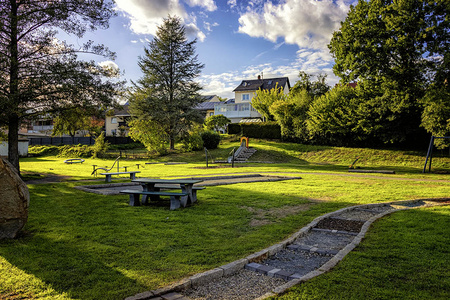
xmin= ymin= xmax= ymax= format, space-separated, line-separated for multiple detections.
xmin=8 ymin=1 xmax=20 ymax=174
xmin=8 ymin=115 xmax=20 ymax=174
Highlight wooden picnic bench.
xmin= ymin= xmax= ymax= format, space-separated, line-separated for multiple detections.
xmin=100 ymin=171 xmax=140 ymax=183
xmin=120 ymin=189 xmax=189 ymax=210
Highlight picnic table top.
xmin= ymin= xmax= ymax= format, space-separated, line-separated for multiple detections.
xmin=132 ymin=178 xmax=202 ymax=185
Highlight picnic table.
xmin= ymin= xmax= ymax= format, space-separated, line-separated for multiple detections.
xmin=130 ymin=178 xmax=203 ymax=207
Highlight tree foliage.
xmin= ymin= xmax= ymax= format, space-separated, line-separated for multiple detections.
xmin=328 ymin=0 xmax=450 ymax=145
xmin=307 ymin=84 xmax=362 ymax=146
xmin=204 ymin=114 xmax=231 ymax=132
xmin=251 ymin=84 xmax=286 ymax=121
xmin=0 ymin=0 xmax=122 ymax=173
xmin=420 ymin=83 xmax=450 ymax=149
xmin=128 ymin=119 xmax=168 ymax=155
xmin=128 ymin=16 xmax=204 ymax=150
xmin=52 ymin=108 xmax=90 ymax=139
xmin=290 ymin=71 xmax=330 ymax=99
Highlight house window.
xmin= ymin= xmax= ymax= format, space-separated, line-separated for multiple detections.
xmin=242 ymin=94 xmax=250 ymax=101
xmin=111 ymin=117 xmax=117 ymax=124
xmin=209 ymin=112 xmax=214 ymax=117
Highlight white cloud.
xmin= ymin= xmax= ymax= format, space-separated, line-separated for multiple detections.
xmin=238 ymin=0 xmax=353 ymax=51
xmin=227 ymin=0 xmax=237 ymax=9
xmin=199 ymin=49 xmax=340 ymax=99
xmin=114 ymin=0 xmax=207 ymax=41
xmin=184 ymin=0 xmax=217 ymax=11
xmin=204 ymin=21 xmax=219 ymax=32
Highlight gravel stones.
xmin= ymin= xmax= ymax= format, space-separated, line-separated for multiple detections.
xmin=184 ymin=269 xmax=286 ymax=300
xmin=314 ymin=217 xmax=365 ymax=232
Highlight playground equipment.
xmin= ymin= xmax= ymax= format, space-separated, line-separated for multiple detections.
xmin=91 ymin=156 xmax=121 ymax=176
xmin=64 ymin=158 xmax=85 ymax=164
xmin=349 ymin=156 xmax=360 ymax=169
xmin=423 ymin=136 xmax=450 ymax=173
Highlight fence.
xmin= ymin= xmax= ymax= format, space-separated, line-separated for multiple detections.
xmin=28 ymin=136 xmax=133 ymax=146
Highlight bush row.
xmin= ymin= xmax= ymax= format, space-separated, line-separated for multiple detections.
xmin=228 ymin=122 xmax=281 ymax=139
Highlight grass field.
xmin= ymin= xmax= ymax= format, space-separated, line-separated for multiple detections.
xmin=1 ymin=139 xmax=449 ymax=299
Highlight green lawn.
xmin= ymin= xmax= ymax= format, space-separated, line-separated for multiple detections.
xmin=273 ymin=206 xmax=450 ymax=300
xmin=1 ymin=140 xmax=449 ymax=299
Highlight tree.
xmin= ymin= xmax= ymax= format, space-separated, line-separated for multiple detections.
xmin=204 ymin=115 xmax=231 ymax=132
xmin=290 ymin=71 xmax=330 ymax=99
xmin=128 ymin=16 xmax=204 ymax=151
xmin=306 ymin=84 xmax=362 ymax=146
xmin=420 ymin=83 xmax=450 ymax=149
xmin=328 ymin=0 xmax=450 ymax=144
xmin=0 ymin=0 xmax=122 ymax=174
xmin=251 ymin=83 xmax=286 ymax=121
xmin=52 ymin=108 xmax=90 ymax=143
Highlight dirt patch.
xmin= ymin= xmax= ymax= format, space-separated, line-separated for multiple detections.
xmin=315 ymin=218 xmax=365 ymax=233
xmin=243 ymin=203 xmax=315 ymax=227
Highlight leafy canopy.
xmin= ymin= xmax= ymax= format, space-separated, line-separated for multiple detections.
xmin=0 ymin=0 xmax=122 ymax=172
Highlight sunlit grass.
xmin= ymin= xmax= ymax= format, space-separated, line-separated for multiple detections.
xmin=2 ymin=140 xmax=449 ymax=299
xmin=274 ymin=206 xmax=450 ymax=300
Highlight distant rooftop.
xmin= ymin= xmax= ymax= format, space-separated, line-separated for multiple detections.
xmin=233 ymin=77 xmax=290 ymax=92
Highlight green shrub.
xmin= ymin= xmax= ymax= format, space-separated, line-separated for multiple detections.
xmin=28 ymin=145 xmax=60 ymax=156
xmin=227 ymin=122 xmax=281 ymax=139
xmin=241 ymin=122 xmax=281 ymax=139
xmin=92 ymin=132 xmax=109 ymax=158
xmin=201 ymin=130 xmax=221 ymax=149
xmin=57 ymin=144 xmax=92 ymax=158
xmin=182 ymin=131 xmax=204 ymax=152
xmin=227 ymin=123 xmax=241 ymax=135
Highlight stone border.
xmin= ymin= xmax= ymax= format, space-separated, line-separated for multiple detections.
xmin=124 ymin=198 xmax=449 ymax=300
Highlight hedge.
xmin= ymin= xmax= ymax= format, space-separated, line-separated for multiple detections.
xmin=227 ymin=122 xmax=281 ymax=139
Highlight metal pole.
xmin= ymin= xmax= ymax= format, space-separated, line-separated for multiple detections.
xmin=232 ymin=148 xmax=235 ymax=168
xmin=204 ymin=147 xmax=208 ymax=168
xmin=423 ymin=136 xmax=434 ymax=173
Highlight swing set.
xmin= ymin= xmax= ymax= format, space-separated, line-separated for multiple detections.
xmin=422 ymin=136 xmax=450 ymax=173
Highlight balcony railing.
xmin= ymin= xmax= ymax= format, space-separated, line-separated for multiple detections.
xmin=214 ymin=103 xmax=261 ymax=119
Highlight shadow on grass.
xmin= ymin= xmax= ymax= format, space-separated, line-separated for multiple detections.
xmin=1 ymin=181 xmax=355 ymax=299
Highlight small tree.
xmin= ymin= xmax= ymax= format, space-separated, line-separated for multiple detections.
xmin=251 ymin=84 xmax=286 ymax=121
xmin=128 ymin=119 xmax=168 ymax=155
xmin=52 ymin=108 xmax=90 ymax=143
xmin=204 ymin=115 xmax=231 ymax=132
xmin=92 ymin=132 xmax=109 ymax=158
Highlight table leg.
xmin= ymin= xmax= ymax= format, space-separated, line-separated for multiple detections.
xmin=180 ymin=184 xmax=195 ymax=204
xmin=129 ymin=194 xmax=140 ymax=206
xmin=170 ymin=195 xmax=181 ymax=210
xmin=141 ymin=183 xmax=160 ymax=205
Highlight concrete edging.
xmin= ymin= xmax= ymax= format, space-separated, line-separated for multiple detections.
xmin=124 ymin=198 xmax=447 ymax=300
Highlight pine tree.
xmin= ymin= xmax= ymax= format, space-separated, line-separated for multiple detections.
xmin=128 ymin=16 xmax=204 ymax=151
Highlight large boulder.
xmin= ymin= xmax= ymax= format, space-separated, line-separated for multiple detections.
xmin=0 ymin=158 xmax=29 ymax=239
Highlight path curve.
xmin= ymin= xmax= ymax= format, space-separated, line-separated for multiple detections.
xmin=125 ymin=198 xmax=449 ymax=300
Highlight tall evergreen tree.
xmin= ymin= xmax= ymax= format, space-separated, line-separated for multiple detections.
xmin=0 ymin=0 xmax=122 ymax=174
xmin=128 ymin=16 xmax=204 ymax=151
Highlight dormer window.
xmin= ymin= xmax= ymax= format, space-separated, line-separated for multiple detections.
xmin=242 ymin=82 xmax=247 ymax=87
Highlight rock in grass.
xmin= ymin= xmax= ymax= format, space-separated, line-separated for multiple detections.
xmin=0 ymin=158 xmax=29 ymax=239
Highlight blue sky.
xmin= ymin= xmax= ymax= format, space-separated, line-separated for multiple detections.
xmin=78 ymin=0 xmax=357 ymax=99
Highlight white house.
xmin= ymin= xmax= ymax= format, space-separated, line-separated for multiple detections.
xmin=214 ymin=76 xmax=290 ymax=123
